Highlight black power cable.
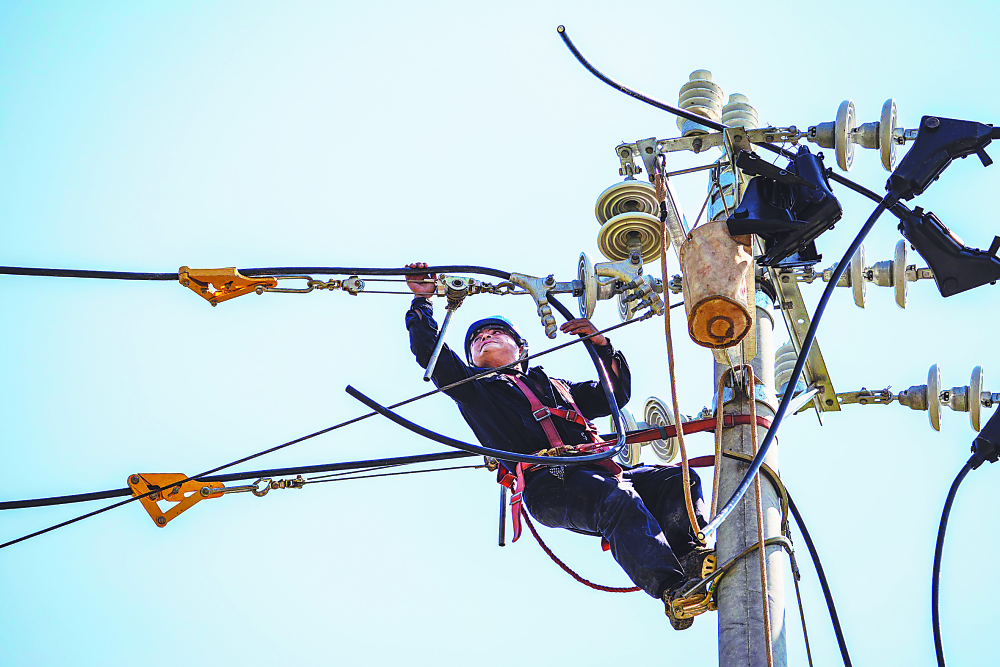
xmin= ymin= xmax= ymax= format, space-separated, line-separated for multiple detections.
xmin=0 ymin=306 xmax=656 ymax=549
xmin=932 ymin=456 xmax=975 ymax=667
xmin=0 ymin=264 xmax=515 ymax=282
xmin=0 ymin=450 xmax=477 ymax=510
xmin=787 ymin=493 xmax=853 ymax=667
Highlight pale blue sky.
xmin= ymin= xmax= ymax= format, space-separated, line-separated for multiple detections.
xmin=1 ymin=2 xmax=998 ymax=665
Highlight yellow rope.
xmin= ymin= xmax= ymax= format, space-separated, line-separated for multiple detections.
xmin=716 ymin=365 xmax=773 ymax=667
xmin=656 ymin=174 xmax=703 ymax=544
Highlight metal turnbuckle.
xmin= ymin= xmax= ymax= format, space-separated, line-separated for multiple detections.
xmin=200 ymin=476 xmax=307 ymax=498
xmin=178 ymin=267 xmax=278 ymax=306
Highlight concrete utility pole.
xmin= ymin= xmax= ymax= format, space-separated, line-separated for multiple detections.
xmin=713 ymin=286 xmax=786 ymax=667
xmin=678 ymin=71 xmax=787 ymax=666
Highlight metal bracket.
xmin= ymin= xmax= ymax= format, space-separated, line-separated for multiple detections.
xmin=508 ymin=273 xmax=560 ymax=338
xmin=128 ymin=473 xmax=225 ymax=528
xmin=655 ymin=126 xmax=804 ymax=155
xmin=836 ymin=387 xmax=895 ymax=406
xmin=765 ymin=240 xmax=839 ymax=417
xmin=178 ymin=267 xmax=278 ymax=306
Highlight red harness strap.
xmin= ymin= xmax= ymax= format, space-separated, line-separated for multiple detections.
xmin=498 ymin=374 xmax=621 ymax=543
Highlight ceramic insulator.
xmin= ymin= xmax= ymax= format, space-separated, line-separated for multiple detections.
xmin=721 ymin=93 xmax=758 ymax=130
xmin=774 ymin=342 xmax=805 ymax=397
xmin=677 ymin=70 xmax=723 ymax=137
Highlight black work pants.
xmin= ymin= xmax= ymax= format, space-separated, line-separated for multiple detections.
xmin=522 ymin=464 xmax=707 ymax=598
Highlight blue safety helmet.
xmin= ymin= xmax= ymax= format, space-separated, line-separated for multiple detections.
xmin=464 ymin=316 xmax=529 ymax=369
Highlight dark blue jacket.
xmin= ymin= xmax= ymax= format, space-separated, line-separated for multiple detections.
xmin=405 ymin=297 xmax=631 ymax=459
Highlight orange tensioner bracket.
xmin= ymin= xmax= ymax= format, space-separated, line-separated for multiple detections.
xmin=178 ymin=266 xmax=278 ymax=306
xmin=127 ymin=473 xmax=225 ymax=528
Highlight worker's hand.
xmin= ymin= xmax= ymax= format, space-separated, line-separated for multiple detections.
xmin=560 ymin=318 xmax=607 ymax=347
xmin=405 ymin=262 xmax=437 ymax=297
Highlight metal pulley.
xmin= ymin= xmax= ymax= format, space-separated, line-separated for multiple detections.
xmin=643 ymin=396 xmax=680 ymax=463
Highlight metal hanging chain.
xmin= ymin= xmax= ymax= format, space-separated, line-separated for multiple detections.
xmin=0 ymin=311 xmax=671 ymax=549
xmin=262 ymin=275 xmax=528 ymax=297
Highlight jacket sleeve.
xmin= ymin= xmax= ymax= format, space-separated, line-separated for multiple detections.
xmin=566 ymin=338 xmax=632 ymax=419
xmin=405 ymin=297 xmax=477 ymax=401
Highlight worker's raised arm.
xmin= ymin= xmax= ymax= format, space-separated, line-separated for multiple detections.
xmin=403 ymin=262 xmax=476 ymax=400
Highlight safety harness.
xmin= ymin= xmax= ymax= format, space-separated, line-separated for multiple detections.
xmin=496 ymin=373 xmax=621 ymax=543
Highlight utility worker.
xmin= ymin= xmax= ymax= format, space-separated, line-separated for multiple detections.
xmin=405 ymin=263 xmax=710 ymax=629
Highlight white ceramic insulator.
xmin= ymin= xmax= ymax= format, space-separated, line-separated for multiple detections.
xmin=721 ymin=93 xmax=758 ymax=130
xmin=774 ymin=342 xmax=804 ymax=397
xmin=677 ymin=70 xmax=723 ymax=137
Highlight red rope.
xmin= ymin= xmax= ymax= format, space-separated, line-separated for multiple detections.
xmin=519 ymin=508 xmax=641 ymax=593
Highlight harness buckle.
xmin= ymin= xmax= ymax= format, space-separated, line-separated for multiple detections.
xmin=532 ymin=407 xmax=552 ymax=421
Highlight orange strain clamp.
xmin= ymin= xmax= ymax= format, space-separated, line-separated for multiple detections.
xmin=178 ymin=267 xmax=278 ymax=306
xmin=128 ymin=473 xmax=225 ymax=528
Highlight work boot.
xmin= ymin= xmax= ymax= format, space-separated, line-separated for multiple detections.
xmin=662 ymin=580 xmax=697 ymax=631
xmin=663 ymin=548 xmax=717 ymax=631
xmin=679 ymin=546 xmax=717 ymax=582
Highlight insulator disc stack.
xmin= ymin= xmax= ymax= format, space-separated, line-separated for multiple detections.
xmin=593 ymin=181 xmax=665 ymax=262
xmin=721 ymin=93 xmax=758 ymax=130
xmin=677 ymin=70 xmax=723 ymax=137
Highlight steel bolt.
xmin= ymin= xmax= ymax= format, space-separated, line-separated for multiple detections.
xmin=156 ymin=516 xmax=167 ymax=526
xmin=129 ymin=475 xmax=140 ymax=485
xmin=925 ymin=117 xmax=940 ymax=129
